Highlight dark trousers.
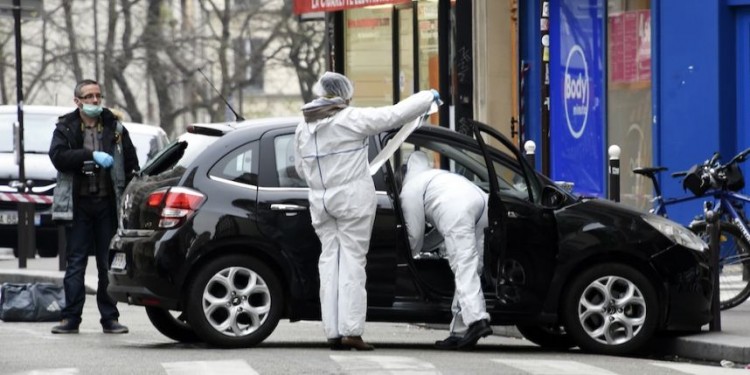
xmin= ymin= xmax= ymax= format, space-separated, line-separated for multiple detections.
xmin=61 ymin=196 xmax=119 ymax=325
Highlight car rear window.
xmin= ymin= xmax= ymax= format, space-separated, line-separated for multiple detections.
xmin=140 ymin=133 xmax=218 ymax=176
xmin=0 ymin=112 xmax=62 ymax=153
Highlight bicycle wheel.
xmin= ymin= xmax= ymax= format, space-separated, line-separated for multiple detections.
xmin=691 ymin=221 xmax=750 ymax=310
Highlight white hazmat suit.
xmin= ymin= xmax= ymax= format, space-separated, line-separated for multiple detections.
xmin=294 ymin=72 xmax=435 ymax=342
xmin=400 ymin=151 xmax=491 ymax=337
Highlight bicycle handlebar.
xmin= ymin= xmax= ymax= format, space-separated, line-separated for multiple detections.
xmin=671 ymin=171 xmax=688 ymax=178
xmin=727 ymin=147 xmax=750 ymax=166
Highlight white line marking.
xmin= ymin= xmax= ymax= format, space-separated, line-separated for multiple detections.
xmin=162 ymin=360 xmax=259 ymax=375
xmin=491 ymin=359 xmax=619 ymax=375
xmin=331 ymin=355 xmax=440 ymax=374
xmin=651 ymin=362 xmax=747 ymax=374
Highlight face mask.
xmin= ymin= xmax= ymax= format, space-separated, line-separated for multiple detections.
xmin=81 ymin=103 xmax=103 ymax=117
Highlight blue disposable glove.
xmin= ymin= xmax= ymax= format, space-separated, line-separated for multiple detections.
xmin=93 ymin=151 xmax=113 ymax=168
xmin=430 ymin=89 xmax=441 ymax=103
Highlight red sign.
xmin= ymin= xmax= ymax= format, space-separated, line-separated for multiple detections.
xmin=293 ymin=0 xmax=411 ymax=15
xmin=609 ymin=10 xmax=651 ymax=83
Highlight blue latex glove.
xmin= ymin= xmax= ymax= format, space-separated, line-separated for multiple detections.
xmin=93 ymin=151 xmax=113 ymax=168
xmin=430 ymin=89 xmax=441 ymax=103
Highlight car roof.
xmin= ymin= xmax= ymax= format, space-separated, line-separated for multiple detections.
xmin=187 ymin=116 xmax=302 ymax=138
xmin=190 ymin=116 xmax=301 ymax=128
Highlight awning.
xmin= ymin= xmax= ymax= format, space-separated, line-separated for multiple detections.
xmin=293 ymin=0 xmax=411 ymax=15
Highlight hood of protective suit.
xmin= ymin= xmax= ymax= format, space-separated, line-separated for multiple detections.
xmin=301 ymin=97 xmax=349 ymax=123
xmin=404 ymin=151 xmax=432 ymax=185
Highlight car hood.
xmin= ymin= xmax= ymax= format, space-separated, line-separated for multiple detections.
xmin=0 ymin=153 xmax=56 ymax=180
xmin=554 ymin=197 xmax=672 ymax=258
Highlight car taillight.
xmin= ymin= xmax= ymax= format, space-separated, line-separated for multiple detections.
xmin=147 ymin=187 xmax=205 ymax=229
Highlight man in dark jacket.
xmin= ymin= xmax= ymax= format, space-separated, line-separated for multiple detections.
xmin=48 ymin=79 xmax=139 ymax=334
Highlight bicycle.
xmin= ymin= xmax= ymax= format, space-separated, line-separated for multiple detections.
xmin=633 ymin=147 xmax=750 ymax=310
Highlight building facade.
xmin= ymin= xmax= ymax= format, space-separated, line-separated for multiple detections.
xmin=294 ymin=0 xmax=749 ymax=225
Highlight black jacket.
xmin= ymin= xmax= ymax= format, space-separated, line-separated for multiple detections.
xmin=48 ymin=108 xmax=139 ymax=217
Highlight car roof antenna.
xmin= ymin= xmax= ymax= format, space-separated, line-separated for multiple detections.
xmin=197 ymin=67 xmax=245 ymax=122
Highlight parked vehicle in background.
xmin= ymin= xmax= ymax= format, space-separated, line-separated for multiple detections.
xmin=123 ymin=122 xmax=170 ymax=169
xmin=108 ymin=116 xmax=713 ymax=356
xmin=0 ymin=105 xmax=169 ymax=258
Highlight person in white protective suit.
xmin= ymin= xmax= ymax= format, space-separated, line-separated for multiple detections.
xmin=400 ymin=151 xmax=493 ymax=350
xmin=294 ymin=72 xmax=439 ymax=351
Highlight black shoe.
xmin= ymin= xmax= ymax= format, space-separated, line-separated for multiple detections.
xmin=456 ymin=319 xmax=492 ymax=350
xmin=434 ymin=335 xmax=462 ymax=350
xmin=341 ymin=336 xmax=374 ymax=351
xmin=102 ymin=320 xmax=129 ymax=334
xmin=51 ymin=319 xmax=79 ymax=334
xmin=328 ymin=337 xmax=347 ymax=351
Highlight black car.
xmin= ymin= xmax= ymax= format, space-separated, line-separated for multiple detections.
xmin=108 ymin=116 xmax=713 ymax=355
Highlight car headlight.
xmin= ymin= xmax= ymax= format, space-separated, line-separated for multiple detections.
xmin=642 ymin=215 xmax=708 ymax=252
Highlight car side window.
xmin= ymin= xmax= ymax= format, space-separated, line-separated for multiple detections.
xmin=274 ymin=134 xmax=307 ymax=188
xmin=392 ymin=138 xmax=530 ymax=201
xmin=208 ymin=141 xmax=259 ymax=186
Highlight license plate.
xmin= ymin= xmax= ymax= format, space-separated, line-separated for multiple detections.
xmin=0 ymin=212 xmax=18 ymax=225
xmin=0 ymin=212 xmax=41 ymax=226
xmin=111 ymin=252 xmax=127 ymax=270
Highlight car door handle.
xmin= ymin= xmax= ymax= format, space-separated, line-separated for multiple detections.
xmin=270 ymin=204 xmax=307 ymax=212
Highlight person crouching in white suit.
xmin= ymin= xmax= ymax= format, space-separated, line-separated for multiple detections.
xmin=400 ymin=151 xmax=492 ymax=350
xmin=294 ymin=72 xmax=439 ymax=351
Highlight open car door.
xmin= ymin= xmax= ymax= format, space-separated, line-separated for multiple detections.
xmin=472 ymin=121 xmax=559 ymax=313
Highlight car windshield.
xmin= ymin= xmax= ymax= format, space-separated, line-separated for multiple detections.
xmin=0 ymin=112 xmax=61 ymax=153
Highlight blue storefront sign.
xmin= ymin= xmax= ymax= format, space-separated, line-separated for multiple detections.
xmin=549 ymin=0 xmax=605 ymax=197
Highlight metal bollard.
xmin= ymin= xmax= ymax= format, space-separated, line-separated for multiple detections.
xmin=17 ymin=201 xmax=35 ymax=269
xmin=608 ymin=145 xmax=621 ymax=202
xmin=524 ymin=140 xmax=536 ymax=170
xmin=706 ymin=207 xmax=721 ymax=331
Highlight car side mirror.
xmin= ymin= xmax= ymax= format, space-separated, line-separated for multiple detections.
xmin=541 ymin=185 xmax=566 ymax=209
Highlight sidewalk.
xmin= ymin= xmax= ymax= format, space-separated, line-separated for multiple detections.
xmin=1 ymin=249 xmax=748 ymax=365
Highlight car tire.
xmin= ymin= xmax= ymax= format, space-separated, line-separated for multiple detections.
xmin=36 ymin=236 xmax=58 ymax=258
xmin=145 ymin=306 xmax=201 ymax=343
xmin=561 ymin=263 xmax=658 ymax=355
xmin=186 ymin=255 xmax=284 ymax=348
xmin=516 ymin=324 xmax=577 ymax=350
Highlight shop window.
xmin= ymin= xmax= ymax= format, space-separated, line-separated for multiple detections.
xmin=417 ymin=1 xmax=440 ymax=125
xmin=607 ymin=0 xmax=652 ymax=211
xmin=344 ymin=8 xmax=394 ymax=106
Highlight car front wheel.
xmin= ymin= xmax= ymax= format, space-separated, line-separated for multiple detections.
xmin=186 ymin=255 xmax=284 ymax=348
xmin=562 ymin=263 xmax=658 ymax=355
xmin=145 ymin=306 xmax=201 ymax=343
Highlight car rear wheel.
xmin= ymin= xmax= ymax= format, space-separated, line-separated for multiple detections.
xmin=516 ymin=324 xmax=576 ymax=350
xmin=186 ymin=255 xmax=284 ymax=348
xmin=145 ymin=306 xmax=201 ymax=343
xmin=562 ymin=263 xmax=658 ymax=355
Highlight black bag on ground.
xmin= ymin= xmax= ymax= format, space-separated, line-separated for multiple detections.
xmin=0 ymin=282 xmax=65 ymax=322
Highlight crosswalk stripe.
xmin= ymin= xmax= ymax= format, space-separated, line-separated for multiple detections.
xmin=10 ymin=369 xmax=79 ymax=375
xmin=331 ymin=355 xmax=440 ymax=374
xmin=491 ymin=359 xmax=618 ymax=375
xmin=650 ymin=362 xmax=746 ymax=374
xmin=162 ymin=360 xmax=259 ymax=375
